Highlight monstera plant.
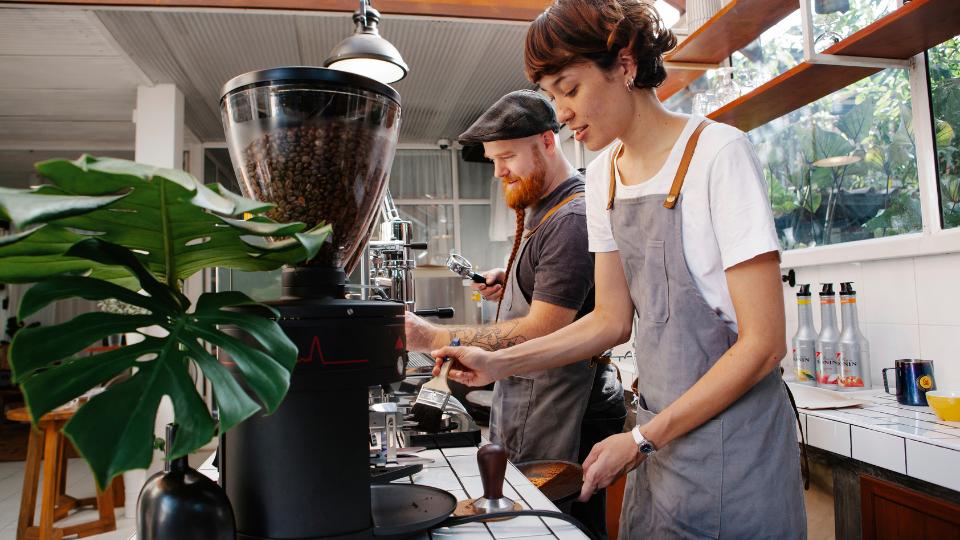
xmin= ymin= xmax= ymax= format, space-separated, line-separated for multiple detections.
xmin=0 ymin=155 xmax=329 ymax=489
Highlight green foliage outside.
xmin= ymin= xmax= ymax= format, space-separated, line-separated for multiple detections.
xmin=727 ymin=4 xmax=959 ymax=248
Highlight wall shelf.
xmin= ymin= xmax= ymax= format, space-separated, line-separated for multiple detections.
xmin=658 ymin=0 xmax=797 ymax=100
xmin=708 ymin=0 xmax=960 ymax=131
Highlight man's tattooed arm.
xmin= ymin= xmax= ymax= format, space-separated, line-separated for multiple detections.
xmin=443 ymin=320 xmax=528 ymax=351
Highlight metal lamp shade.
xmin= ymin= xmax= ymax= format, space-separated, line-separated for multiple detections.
xmin=325 ymin=32 xmax=408 ymax=84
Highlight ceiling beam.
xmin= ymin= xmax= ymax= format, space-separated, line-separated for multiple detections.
xmin=5 ymin=0 xmax=552 ymax=21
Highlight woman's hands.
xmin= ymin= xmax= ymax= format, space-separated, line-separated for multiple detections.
xmin=578 ymin=432 xmax=644 ymax=502
xmin=430 ymin=344 xmax=505 ymax=387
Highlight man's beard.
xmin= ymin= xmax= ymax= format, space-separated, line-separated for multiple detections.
xmin=502 ymin=149 xmax=547 ymax=210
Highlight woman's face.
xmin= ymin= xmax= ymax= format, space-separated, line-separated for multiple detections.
xmin=538 ymin=61 xmax=633 ymax=151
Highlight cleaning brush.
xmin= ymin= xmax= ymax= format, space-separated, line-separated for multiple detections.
xmin=410 ymin=338 xmax=460 ymax=433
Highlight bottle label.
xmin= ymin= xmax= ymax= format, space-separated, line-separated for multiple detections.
xmin=793 ymin=343 xmax=816 ymax=383
xmin=816 ymin=346 xmax=840 ymax=385
xmin=841 ymin=297 xmax=857 ymax=304
xmin=797 ymin=299 xmax=811 ymax=305
xmin=837 ymin=350 xmax=865 ymax=388
xmin=821 ymin=298 xmax=835 ymax=304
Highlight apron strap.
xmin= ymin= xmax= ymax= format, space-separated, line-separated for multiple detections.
xmin=606 ymin=143 xmax=624 ymax=211
xmin=524 ymin=192 xmax=585 ymax=239
xmin=605 ymin=119 xmax=713 ymax=211
xmin=782 ymin=379 xmax=811 ymax=491
xmin=664 ymin=120 xmax=712 ymax=209
xmin=495 ymin=192 xmax=584 ymax=322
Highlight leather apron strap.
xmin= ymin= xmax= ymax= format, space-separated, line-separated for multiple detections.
xmin=495 ymin=192 xmax=584 ymax=322
xmin=606 ymin=120 xmax=712 ymax=211
xmin=524 ymin=192 xmax=585 ymax=238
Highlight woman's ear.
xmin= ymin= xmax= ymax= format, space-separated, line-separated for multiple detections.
xmin=617 ymin=48 xmax=638 ymax=81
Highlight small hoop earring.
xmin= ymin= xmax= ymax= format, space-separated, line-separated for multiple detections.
xmin=625 ymin=78 xmax=634 ymax=93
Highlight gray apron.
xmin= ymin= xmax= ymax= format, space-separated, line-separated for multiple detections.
xmin=489 ymin=195 xmax=597 ymax=464
xmin=610 ymin=123 xmax=806 ymax=539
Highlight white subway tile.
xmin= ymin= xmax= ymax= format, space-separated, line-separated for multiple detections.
xmin=505 ymin=464 xmax=529 ymax=486
xmin=817 ymin=263 xmax=863 ymax=295
xmin=919 ymin=325 xmax=960 ymax=389
xmin=432 ymin=522 xmax=493 ymax=539
xmin=542 ymin=516 xmax=589 ymax=539
xmin=417 ymin=448 xmax=446 ymax=467
xmin=486 ymin=516 xmax=551 ymax=538
xmin=806 ymin=416 xmax=851 ymax=456
xmin=447 ymin=454 xmax=481 ymax=478
xmin=409 ymin=466 xmax=461 ymax=491
xmin=905 ymin=439 xmax=960 ymax=492
xmin=861 ymin=258 xmax=917 ymax=325
xmin=443 ymin=446 xmax=481 ymax=457
xmin=915 ymin=253 xmax=960 ymax=326
xmin=513 ymin=484 xmax=556 ymax=511
xmin=866 ymin=324 xmax=921 ymax=388
xmin=851 ymin=426 xmax=906 ymax=474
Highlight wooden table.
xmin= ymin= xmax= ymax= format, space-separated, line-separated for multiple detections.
xmin=6 ymin=406 xmax=119 ymax=540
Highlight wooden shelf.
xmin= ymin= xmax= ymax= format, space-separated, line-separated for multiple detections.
xmin=668 ymin=0 xmax=797 ymax=64
xmin=658 ymin=0 xmax=797 ymax=100
xmin=7 ymin=0 xmax=552 ymax=21
xmin=709 ymin=0 xmax=960 ymax=131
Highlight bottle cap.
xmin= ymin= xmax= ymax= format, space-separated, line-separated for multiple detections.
xmin=797 ymin=284 xmax=811 ymax=296
xmin=840 ymin=282 xmax=856 ymax=295
xmin=819 ymin=283 xmax=835 ymax=296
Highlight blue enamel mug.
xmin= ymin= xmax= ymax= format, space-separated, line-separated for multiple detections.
xmin=882 ymin=359 xmax=936 ymax=406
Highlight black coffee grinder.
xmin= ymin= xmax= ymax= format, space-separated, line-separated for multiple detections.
xmin=218 ymin=67 xmax=450 ymax=539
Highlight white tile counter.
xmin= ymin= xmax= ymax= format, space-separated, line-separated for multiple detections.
xmin=795 ymin=387 xmax=960 ymax=492
xmin=195 ymin=443 xmax=589 ymax=540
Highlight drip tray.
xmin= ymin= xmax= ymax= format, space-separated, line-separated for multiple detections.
xmin=372 ymin=484 xmax=456 ymax=538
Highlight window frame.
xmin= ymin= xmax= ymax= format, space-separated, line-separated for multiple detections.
xmin=389 ymin=143 xmax=493 ymax=260
xmin=779 ymin=50 xmax=960 ymax=269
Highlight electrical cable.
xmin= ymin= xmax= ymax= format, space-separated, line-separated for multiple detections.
xmin=433 ymin=509 xmax=599 ymax=540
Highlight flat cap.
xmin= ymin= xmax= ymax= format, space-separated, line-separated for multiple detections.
xmin=457 ymin=90 xmax=560 ymax=145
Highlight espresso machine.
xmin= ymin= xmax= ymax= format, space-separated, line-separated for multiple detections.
xmin=218 ymin=67 xmax=455 ymax=539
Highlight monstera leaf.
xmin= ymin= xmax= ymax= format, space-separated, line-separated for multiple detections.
xmin=0 ymin=155 xmax=330 ymax=286
xmin=0 ymin=155 xmax=331 ymax=489
xmin=11 ymin=239 xmax=297 ymax=489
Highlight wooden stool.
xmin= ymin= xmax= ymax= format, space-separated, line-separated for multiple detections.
xmin=6 ymin=406 xmax=121 ymax=540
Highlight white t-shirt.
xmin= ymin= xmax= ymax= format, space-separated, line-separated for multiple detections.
xmin=585 ymin=115 xmax=780 ymax=334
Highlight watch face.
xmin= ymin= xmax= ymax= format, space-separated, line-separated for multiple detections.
xmin=639 ymin=442 xmax=655 ymax=455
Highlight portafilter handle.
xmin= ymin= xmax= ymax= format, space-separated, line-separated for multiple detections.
xmin=447 ymin=253 xmax=486 ymax=284
xmin=414 ymin=307 xmax=455 ymax=319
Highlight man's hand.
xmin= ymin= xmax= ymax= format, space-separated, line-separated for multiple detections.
xmin=578 ymin=432 xmax=644 ymax=502
xmin=471 ymin=268 xmax=505 ymax=301
xmin=405 ymin=312 xmax=440 ymax=352
xmin=430 ymin=344 xmax=503 ymax=387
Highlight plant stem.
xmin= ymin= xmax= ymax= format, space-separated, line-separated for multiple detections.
xmin=158 ymin=179 xmax=176 ymax=289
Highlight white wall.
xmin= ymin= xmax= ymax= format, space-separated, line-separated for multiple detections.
xmin=781 ymin=252 xmax=960 ymax=390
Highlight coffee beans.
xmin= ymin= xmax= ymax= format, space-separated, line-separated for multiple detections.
xmin=237 ymin=120 xmax=394 ymax=271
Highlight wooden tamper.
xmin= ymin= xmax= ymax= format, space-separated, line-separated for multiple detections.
xmin=454 ymin=443 xmax=522 ymax=518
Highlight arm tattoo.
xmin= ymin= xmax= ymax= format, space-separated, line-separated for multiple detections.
xmin=446 ymin=320 xmax=528 ymax=351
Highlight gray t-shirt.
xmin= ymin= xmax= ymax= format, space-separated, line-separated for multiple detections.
xmin=515 ymin=174 xmax=595 ymax=319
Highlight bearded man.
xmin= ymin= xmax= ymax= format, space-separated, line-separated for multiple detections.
xmin=405 ymin=90 xmax=625 ymax=539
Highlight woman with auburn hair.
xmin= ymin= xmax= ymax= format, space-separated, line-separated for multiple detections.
xmin=432 ymin=0 xmax=806 ymax=537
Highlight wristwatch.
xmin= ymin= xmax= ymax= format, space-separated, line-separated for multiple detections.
xmin=631 ymin=425 xmax=657 ymax=456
